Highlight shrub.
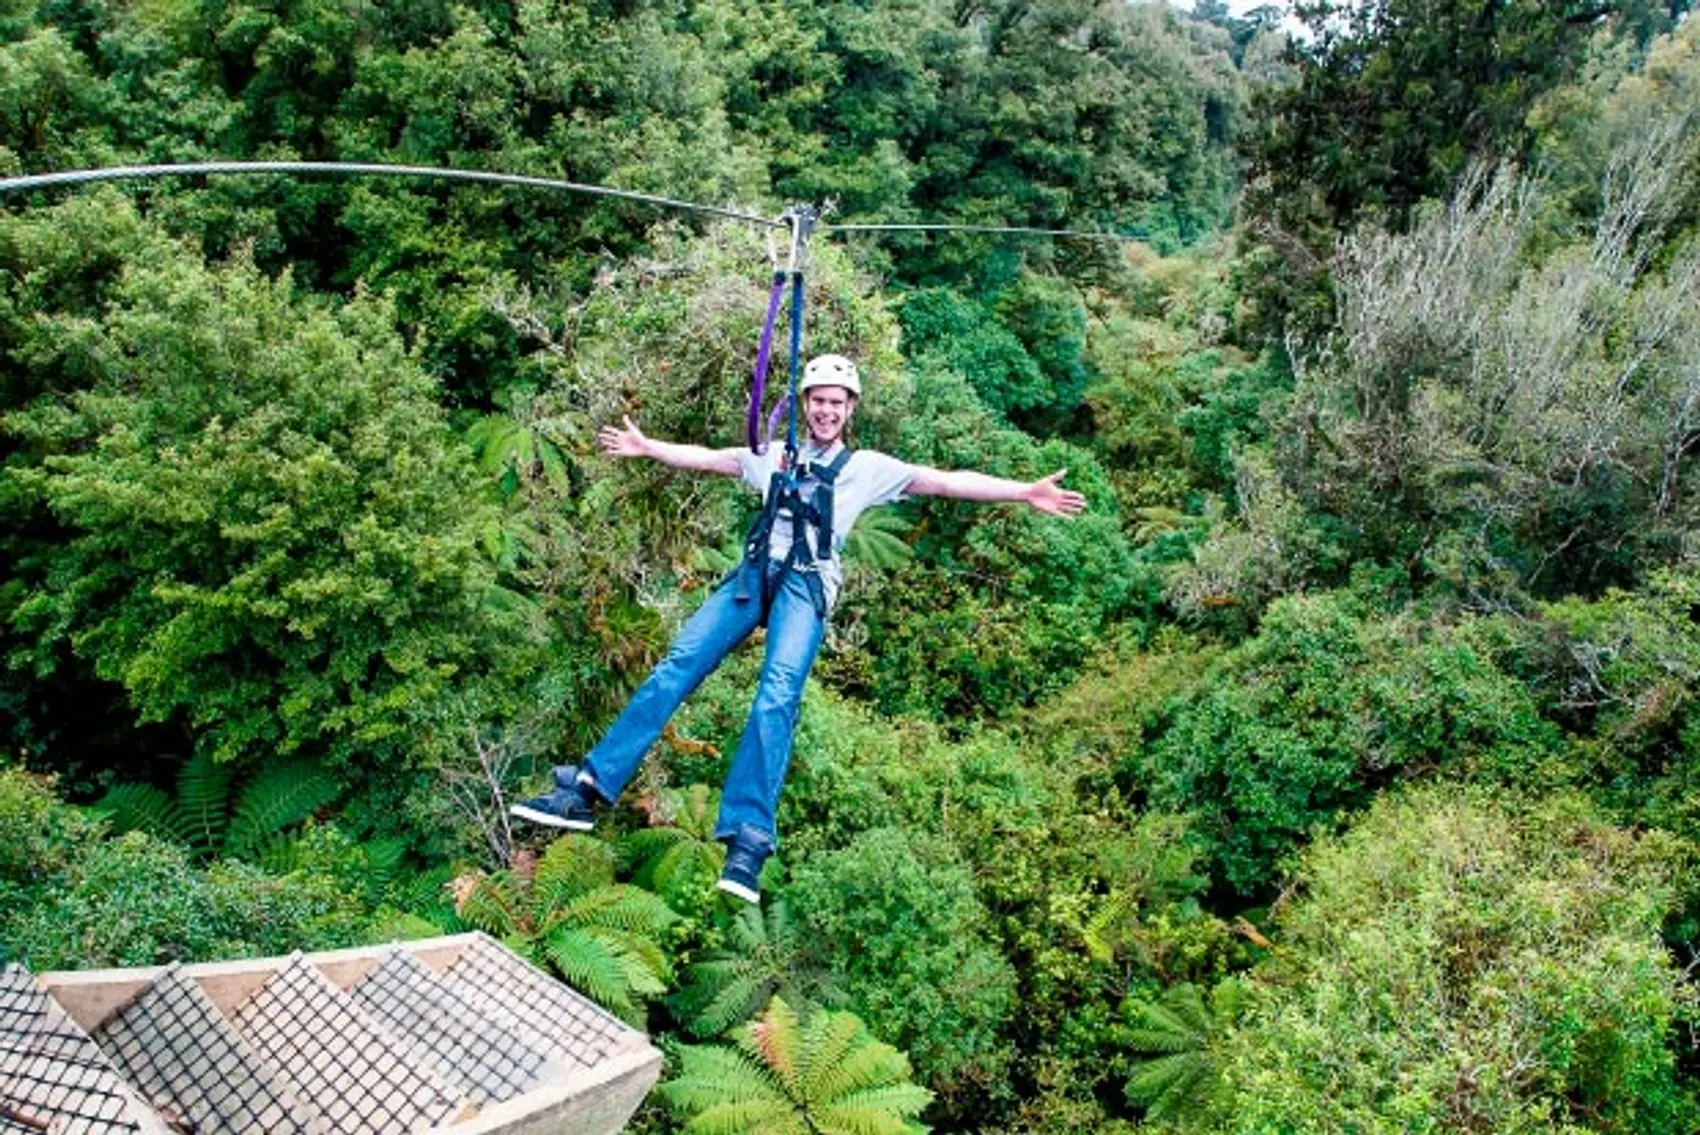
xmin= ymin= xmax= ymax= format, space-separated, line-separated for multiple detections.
xmin=1218 ymin=785 xmax=1699 ymax=1133
xmin=1143 ymin=593 xmax=1562 ymax=893
xmin=786 ymin=826 xmax=1017 ymax=1113
xmin=0 ymin=765 xmax=100 ymax=888
xmin=5 ymin=831 xmax=368 ymax=969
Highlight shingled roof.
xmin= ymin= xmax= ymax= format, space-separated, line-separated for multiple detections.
xmin=1 ymin=933 xmax=660 ymax=1135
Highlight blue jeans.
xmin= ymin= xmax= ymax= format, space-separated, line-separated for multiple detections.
xmin=582 ymin=560 xmax=826 ymax=847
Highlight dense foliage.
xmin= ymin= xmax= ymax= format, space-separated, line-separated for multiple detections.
xmin=6 ymin=1 xmax=1700 ymax=1131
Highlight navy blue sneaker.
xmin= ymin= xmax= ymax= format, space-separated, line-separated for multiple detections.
xmin=716 ymin=827 xmax=774 ymax=903
xmin=510 ymin=766 xmax=601 ymax=831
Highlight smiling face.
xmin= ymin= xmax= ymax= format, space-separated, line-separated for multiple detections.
xmin=803 ymin=385 xmax=856 ymax=447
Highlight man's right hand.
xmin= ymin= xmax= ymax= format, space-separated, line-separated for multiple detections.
xmin=597 ymin=415 xmax=652 ymax=459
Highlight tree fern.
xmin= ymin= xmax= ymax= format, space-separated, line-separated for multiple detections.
xmin=223 ymin=760 xmax=341 ymax=860
xmin=623 ymin=784 xmax=724 ymax=908
xmin=843 ymin=509 xmax=913 ymax=572
xmin=661 ymin=996 xmax=932 ymax=1135
xmin=671 ymin=899 xmax=845 ymax=1038
xmin=1122 ymin=979 xmax=1243 ymax=1126
xmin=456 ymin=832 xmax=677 ymax=1022
xmin=91 ymin=754 xmax=341 ymax=863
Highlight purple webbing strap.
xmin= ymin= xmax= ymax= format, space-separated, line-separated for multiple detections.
xmin=747 ymin=272 xmax=788 ymax=453
xmin=765 ymin=394 xmax=791 ymax=452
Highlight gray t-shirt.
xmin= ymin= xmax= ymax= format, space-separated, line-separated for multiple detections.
xmin=735 ymin=441 xmax=919 ymax=611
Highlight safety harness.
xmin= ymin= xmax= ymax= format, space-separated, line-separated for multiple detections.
xmin=734 ymin=446 xmax=854 ymax=621
xmin=736 ymin=204 xmax=864 ymax=620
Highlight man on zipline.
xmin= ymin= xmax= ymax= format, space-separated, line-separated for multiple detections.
xmin=512 ymin=354 xmax=1086 ymax=901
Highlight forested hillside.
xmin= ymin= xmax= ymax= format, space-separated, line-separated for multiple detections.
xmin=4 ymin=0 xmax=1700 ymax=1130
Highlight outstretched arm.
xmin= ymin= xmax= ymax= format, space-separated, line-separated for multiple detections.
xmin=597 ymin=415 xmax=743 ymax=477
xmin=906 ymin=466 xmax=1086 ymax=516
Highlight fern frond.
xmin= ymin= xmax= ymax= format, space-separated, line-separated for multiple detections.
xmin=676 ymin=961 xmax=765 ymax=1038
xmin=1161 ymin=983 xmax=1213 ymax=1036
xmin=458 ymin=874 xmax=525 ymax=937
xmin=388 ymin=863 xmax=460 ymax=926
xmin=801 ymin=1011 xmax=867 ymax=1102
xmin=552 ymin=883 xmax=678 ymax=935
xmin=666 ymin=1045 xmax=789 ymax=1107
xmin=579 ymin=925 xmax=671 ymax=994
xmin=1209 ymin=976 xmax=1246 ymax=1024
xmin=175 ymin=751 xmax=234 ymax=856
xmin=807 ymin=1030 xmax=914 ymax=1103
xmin=223 ymin=759 xmax=339 ymax=860
xmin=744 ymin=996 xmax=803 ymax=1095
xmin=466 ymin=415 xmax=524 ymax=476
xmin=543 ymin=927 xmax=634 ymax=1018
xmin=1126 ymin=1051 xmax=1208 ymax=1112
xmin=679 ymin=1099 xmax=803 ymax=1135
xmin=1124 ymin=990 xmax=1205 ymax=1050
xmin=811 ymin=1083 xmax=936 ymax=1132
xmin=534 ymin=431 xmax=572 ymax=495
xmin=360 ymin=837 xmax=409 ymax=901
xmin=532 ymin=834 xmax=617 ymax=909
xmin=652 ymin=840 xmax=721 ymax=901
xmin=669 ymin=782 xmax=719 ymax=838
xmin=256 ymin=831 xmax=309 ymax=875
xmin=1083 ymin=888 xmax=1140 ymax=963
xmin=664 ymin=1043 xmax=802 ymax=1134
xmin=733 ymin=899 xmax=776 ymax=951
xmin=91 ymin=783 xmax=176 ymax=841
xmin=843 ymin=510 xmax=913 ymax=572
xmin=622 ymin=826 xmax=686 ymax=880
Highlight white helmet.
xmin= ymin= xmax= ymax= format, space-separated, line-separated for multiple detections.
xmin=800 ymin=354 xmax=862 ymax=397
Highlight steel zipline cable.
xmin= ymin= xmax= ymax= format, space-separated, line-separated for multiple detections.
xmin=821 ymin=221 xmax=1126 ymax=240
xmin=0 ymin=160 xmax=1132 ymax=242
xmin=0 ymin=159 xmax=1133 ymax=454
xmin=0 ymin=160 xmax=787 ymax=229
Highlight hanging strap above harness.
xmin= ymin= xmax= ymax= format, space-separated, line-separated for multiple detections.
xmin=734 ymin=446 xmax=854 ymax=621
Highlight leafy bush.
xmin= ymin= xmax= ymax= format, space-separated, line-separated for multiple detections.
xmin=786 ymin=826 xmax=1017 ymax=1113
xmin=4 ymin=831 xmax=367 ymax=969
xmin=0 ymin=765 xmax=100 ymax=888
xmin=2 ymin=199 xmax=521 ymax=769
xmin=1272 ymin=143 xmax=1700 ymax=603
xmin=1218 ymin=785 xmax=1699 ymax=1134
xmin=898 ymin=287 xmax=1049 ymax=422
xmin=1143 ymin=593 xmax=1562 ymax=893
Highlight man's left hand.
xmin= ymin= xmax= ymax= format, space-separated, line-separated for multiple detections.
xmin=1026 ymin=470 xmax=1087 ymax=516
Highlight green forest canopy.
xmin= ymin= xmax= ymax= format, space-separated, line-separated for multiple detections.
xmin=5 ymin=0 xmax=1700 ymax=1131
